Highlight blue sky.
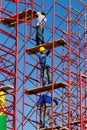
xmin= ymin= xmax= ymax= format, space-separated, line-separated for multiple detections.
xmin=1 ymin=0 xmax=87 ymax=130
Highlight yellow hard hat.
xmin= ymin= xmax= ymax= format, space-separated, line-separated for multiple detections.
xmin=39 ymin=47 xmax=46 ymax=52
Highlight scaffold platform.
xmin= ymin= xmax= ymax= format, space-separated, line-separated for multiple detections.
xmin=38 ymin=125 xmax=68 ymax=130
xmin=26 ymin=39 xmax=67 ymax=55
xmin=82 ymin=105 xmax=87 ymax=109
xmin=24 ymin=82 xmax=68 ymax=95
xmin=0 ymin=85 xmax=13 ymax=91
xmin=70 ymin=120 xmax=80 ymax=125
xmin=1 ymin=9 xmax=37 ymax=27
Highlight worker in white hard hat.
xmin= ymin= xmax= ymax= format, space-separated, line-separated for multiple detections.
xmin=35 ymin=11 xmax=47 ymax=46
xmin=39 ymin=47 xmax=52 ymax=86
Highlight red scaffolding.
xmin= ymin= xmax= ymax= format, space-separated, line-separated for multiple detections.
xmin=0 ymin=0 xmax=87 ymax=130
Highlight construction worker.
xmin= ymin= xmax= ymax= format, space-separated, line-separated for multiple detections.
xmin=35 ymin=94 xmax=58 ymax=128
xmin=39 ymin=47 xmax=52 ymax=86
xmin=36 ymin=11 xmax=47 ymax=46
xmin=0 ymin=91 xmax=6 ymax=130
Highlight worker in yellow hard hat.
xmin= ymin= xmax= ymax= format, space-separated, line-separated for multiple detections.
xmin=39 ymin=47 xmax=52 ymax=86
xmin=0 ymin=91 xmax=6 ymax=130
xmin=0 ymin=91 xmax=6 ymax=115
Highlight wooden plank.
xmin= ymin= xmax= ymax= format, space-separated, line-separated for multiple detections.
xmin=82 ymin=105 xmax=87 ymax=109
xmin=62 ymin=128 xmax=68 ymax=130
xmin=26 ymin=39 xmax=67 ymax=55
xmin=55 ymin=125 xmax=68 ymax=130
xmin=38 ymin=125 xmax=68 ymax=130
xmin=39 ymin=125 xmax=61 ymax=130
xmin=1 ymin=9 xmax=37 ymax=27
xmin=81 ymin=74 xmax=87 ymax=78
xmin=70 ymin=120 xmax=80 ymax=125
xmin=24 ymin=82 xmax=68 ymax=95
xmin=0 ymin=85 xmax=13 ymax=91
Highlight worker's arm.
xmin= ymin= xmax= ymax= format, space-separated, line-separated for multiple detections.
xmin=36 ymin=11 xmax=41 ymax=17
xmin=35 ymin=95 xmax=44 ymax=107
xmin=46 ymin=50 xmax=50 ymax=56
xmin=34 ymin=97 xmax=41 ymax=110
xmin=53 ymin=98 xmax=58 ymax=105
xmin=39 ymin=53 xmax=46 ymax=65
xmin=35 ymin=106 xmax=37 ymax=110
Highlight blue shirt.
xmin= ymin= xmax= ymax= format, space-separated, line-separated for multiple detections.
xmin=35 ymin=94 xmax=58 ymax=107
xmin=39 ymin=50 xmax=50 ymax=67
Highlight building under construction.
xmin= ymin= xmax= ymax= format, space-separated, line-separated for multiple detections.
xmin=0 ymin=0 xmax=87 ymax=130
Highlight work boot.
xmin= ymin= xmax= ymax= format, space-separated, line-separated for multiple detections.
xmin=48 ymin=80 xmax=52 ymax=85
xmin=42 ymin=80 xmax=46 ymax=86
xmin=40 ymin=125 xmax=44 ymax=129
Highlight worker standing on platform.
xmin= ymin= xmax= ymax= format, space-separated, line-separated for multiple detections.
xmin=35 ymin=94 xmax=58 ymax=128
xmin=36 ymin=11 xmax=47 ymax=46
xmin=39 ymin=47 xmax=52 ymax=86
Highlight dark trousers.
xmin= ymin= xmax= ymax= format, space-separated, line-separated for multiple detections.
xmin=36 ymin=26 xmax=45 ymax=45
xmin=41 ymin=67 xmax=52 ymax=86
xmin=40 ymin=104 xmax=51 ymax=128
xmin=40 ymin=105 xmax=45 ymax=128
